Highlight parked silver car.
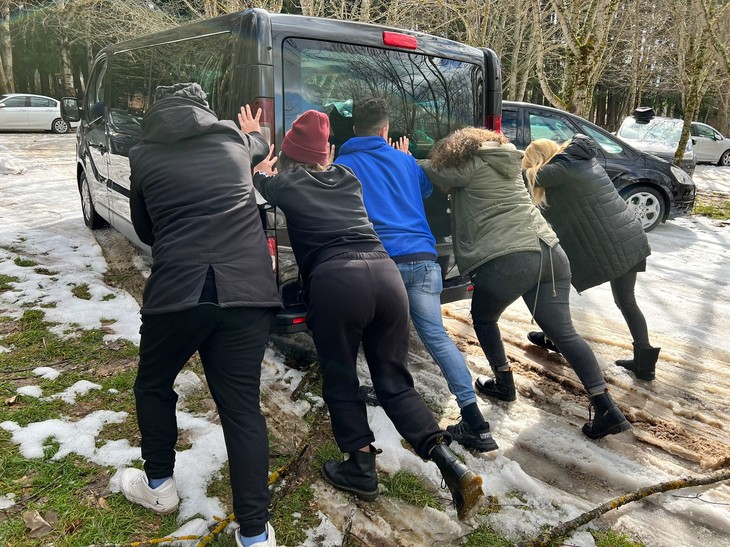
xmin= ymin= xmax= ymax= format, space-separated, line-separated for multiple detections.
xmin=0 ymin=93 xmax=76 ymax=133
xmin=691 ymin=121 xmax=730 ymax=166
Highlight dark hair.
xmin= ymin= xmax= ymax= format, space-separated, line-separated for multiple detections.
xmin=278 ymin=151 xmax=326 ymax=172
xmin=353 ymin=97 xmax=390 ymax=136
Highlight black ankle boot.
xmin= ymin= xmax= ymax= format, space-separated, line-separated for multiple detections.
xmin=582 ymin=390 xmax=631 ymax=439
xmin=474 ymin=369 xmax=516 ymax=402
xmin=322 ymin=446 xmax=380 ymax=501
xmin=616 ymin=345 xmax=660 ymax=381
xmin=430 ymin=441 xmax=484 ymax=520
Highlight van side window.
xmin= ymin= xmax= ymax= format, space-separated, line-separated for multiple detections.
xmin=86 ymin=60 xmax=107 ymax=122
xmin=282 ymin=38 xmax=481 ymax=158
xmin=108 ymin=32 xmax=234 ymax=131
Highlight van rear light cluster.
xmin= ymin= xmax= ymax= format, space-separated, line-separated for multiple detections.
xmin=250 ymin=97 xmax=274 ymax=144
xmin=266 ymin=235 xmax=277 ymax=272
xmin=382 ymin=31 xmax=418 ymax=50
xmin=486 ymin=114 xmax=502 ymax=133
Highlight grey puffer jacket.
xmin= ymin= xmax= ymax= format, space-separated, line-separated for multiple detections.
xmin=533 ymin=134 xmax=651 ymax=292
xmin=129 ymin=97 xmax=280 ymax=314
xmin=418 ymin=142 xmax=558 ymax=276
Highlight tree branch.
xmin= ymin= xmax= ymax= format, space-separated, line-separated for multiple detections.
xmin=523 ymin=468 xmax=730 ymax=547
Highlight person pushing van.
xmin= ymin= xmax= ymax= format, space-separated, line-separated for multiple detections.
xmin=239 ymin=107 xmax=485 ymax=521
xmin=335 ymin=97 xmax=498 ymax=453
xmin=122 ymin=83 xmax=280 ymax=547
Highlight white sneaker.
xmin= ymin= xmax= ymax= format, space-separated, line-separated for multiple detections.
xmin=119 ymin=468 xmax=179 ymax=514
xmin=235 ymin=522 xmax=276 ymax=547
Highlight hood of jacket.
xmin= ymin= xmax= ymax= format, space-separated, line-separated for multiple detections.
xmin=476 ymin=142 xmax=523 ymax=178
xmin=338 ymin=135 xmax=388 ymax=154
xmin=560 ymin=134 xmax=598 ymax=162
xmin=141 ymin=97 xmax=221 ymax=144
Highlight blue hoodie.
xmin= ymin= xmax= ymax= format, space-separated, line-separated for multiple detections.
xmin=336 ymin=136 xmax=437 ymax=260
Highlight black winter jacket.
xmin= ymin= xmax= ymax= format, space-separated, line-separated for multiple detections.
xmin=253 ymin=165 xmax=384 ymax=284
xmin=129 ymin=97 xmax=280 ymax=314
xmin=533 ymin=134 xmax=651 ymax=292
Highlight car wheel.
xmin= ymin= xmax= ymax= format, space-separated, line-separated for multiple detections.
xmin=621 ymin=185 xmax=665 ymax=232
xmin=719 ymin=150 xmax=730 ymax=167
xmin=51 ymin=118 xmax=69 ymax=134
xmin=80 ymin=173 xmax=106 ymax=230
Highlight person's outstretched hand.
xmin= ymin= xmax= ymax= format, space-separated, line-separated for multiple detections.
xmin=253 ymin=144 xmax=278 ymax=176
xmin=326 ymin=143 xmax=336 ymax=165
xmin=388 ymin=136 xmax=411 ymax=155
xmin=238 ymin=105 xmax=261 ymax=134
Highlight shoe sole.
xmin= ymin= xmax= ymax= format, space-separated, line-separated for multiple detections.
xmin=455 ymin=472 xmax=484 ymax=521
xmin=474 ymin=381 xmax=516 ymax=402
xmin=582 ymin=419 xmax=631 ymax=440
xmin=321 ymin=467 xmax=378 ymax=502
xmin=447 ymin=430 xmax=499 ymax=453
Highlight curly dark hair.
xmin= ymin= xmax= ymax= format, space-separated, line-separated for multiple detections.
xmin=429 ymin=127 xmax=510 ymax=169
xmin=353 ymin=97 xmax=390 ymax=136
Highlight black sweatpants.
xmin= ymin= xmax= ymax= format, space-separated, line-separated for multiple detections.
xmin=306 ymin=252 xmax=448 ymax=459
xmin=134 ymin=305 xmax=275 ymax=536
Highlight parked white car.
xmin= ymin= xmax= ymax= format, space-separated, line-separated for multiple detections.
xmin=690 ymin=121 xmax=730 ymax=166
xmin=0 ymin=93 xmax=76 ymax=133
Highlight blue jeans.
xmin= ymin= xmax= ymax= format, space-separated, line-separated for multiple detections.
xmin=396 ymin=260 xmax=477 ymax=407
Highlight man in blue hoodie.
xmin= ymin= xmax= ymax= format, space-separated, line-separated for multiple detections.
xmin=336 ymin=97 xmax=497 ymax=452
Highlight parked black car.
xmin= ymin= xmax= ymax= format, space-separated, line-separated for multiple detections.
xmin=502 ymin=101 xmax=696 ymax=231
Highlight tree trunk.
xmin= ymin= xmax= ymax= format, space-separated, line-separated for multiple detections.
xmin=0 ymin=0 xmax=14 ymax=93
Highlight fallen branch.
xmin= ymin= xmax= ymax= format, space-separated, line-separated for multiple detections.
xmin=523 ymin=468 xmax=730 ymax=547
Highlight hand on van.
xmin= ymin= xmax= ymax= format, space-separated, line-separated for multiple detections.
xmin=389 ymin=135 xmax=411 ymax=155
xmin=253 ymin=144 xmax=278 ymax=176
xmin=238 ymin=104 xmax=262 ymax=135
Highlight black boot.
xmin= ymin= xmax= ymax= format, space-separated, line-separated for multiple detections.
xmin=527 ymin=331 xmax=560 ymax=353
xmin=474 ymin=369 xmax=516 ymax=402
xmin=582 ymin=390 xmax=631 ymax=439
xmin=430 ymin=441 xmax=484 ymax=520
xmin=616 ymin=345 xmax=660 ymax=381
xmin=322 ymin=446 xmax=380 ymax=501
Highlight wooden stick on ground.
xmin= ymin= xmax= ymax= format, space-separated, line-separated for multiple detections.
xmin=523 ymin=468 xmax=730 ymax=547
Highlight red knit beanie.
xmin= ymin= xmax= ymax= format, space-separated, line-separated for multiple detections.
xmin=281 ymin=110 xmax=330 ymax=165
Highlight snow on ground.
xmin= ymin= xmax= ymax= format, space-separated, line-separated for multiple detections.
xmin=1 ymin=135 xmax=729 ymax=546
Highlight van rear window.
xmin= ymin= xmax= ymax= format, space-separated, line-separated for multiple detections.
xmin=282 ymin=38 xmax=482 ymax=158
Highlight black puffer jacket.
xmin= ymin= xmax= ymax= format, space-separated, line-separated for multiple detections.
xmin=533 ymin=134 xmax=651 ymax=292
xmin=129 ymin=97 xmax=280 ymax=314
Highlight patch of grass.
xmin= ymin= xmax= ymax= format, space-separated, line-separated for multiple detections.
xmin=693 ymin=194 xmax=730 ymax=220
xmin=477 ymin=494 xmax=502 ymax=516
xmin=14 ymin=257 xmax=38 ymax=267
xmin=311 ymin=440 xmax=342 ymax=471
xmin=593 ymin=529 xmax=645 ymax=547
xmin=102 ymin=293 xmax=117 ymax=301
xmin=1 ymin=273 xmax=21 ymax=291
xmin=463 ymin=523 xmax=513 ymax=547
xmin=381 ymin=470 xmax=443 ymax=510
xmin=34 ymin=267 xmax=59 ymax=276
xmin=270 ymin=484 xmax=319 ymax=546
xmin=71 ymin=283 xmax=92 ymax=300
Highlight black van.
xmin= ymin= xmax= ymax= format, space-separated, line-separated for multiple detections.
xmin=63 ymin=8 xmax=502 ymax=333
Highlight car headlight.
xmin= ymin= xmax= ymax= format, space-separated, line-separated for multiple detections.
xmin=670 ymin=164 xmax=693 ymax=184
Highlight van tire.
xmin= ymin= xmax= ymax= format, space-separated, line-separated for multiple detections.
xmin=80 ymin=173 xmax=107 ymax=230
xmin=51 ymin=118 xmax=69 ymax=134
xmin=621 ymin=185 xmax=665 ymax=232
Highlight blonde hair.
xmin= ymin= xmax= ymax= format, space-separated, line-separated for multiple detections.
xmin=521 ymin=139 xmax=566 ymax=206
xmin=429 ymin=127 xmax=509 ymax=169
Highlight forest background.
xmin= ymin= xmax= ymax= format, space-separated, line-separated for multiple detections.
xmin=1 ymin=0 xmax=730 ymax=150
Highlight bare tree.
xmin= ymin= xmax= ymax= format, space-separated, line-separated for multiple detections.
xmin=0 ymin=0 xmax=14 ymax=93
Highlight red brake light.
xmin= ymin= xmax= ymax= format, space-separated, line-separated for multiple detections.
xmin=383 ymin=31 xmax=417 ymax=50
xmin=485 ymin=114 xmax=502 ymax=133
xmin=292 ymin=317 xmax=307 ymax=325
xmin=266 ymin=235 xmax=277 ymax=273
xmin=250 ymin=97 xmax=274 ymax=144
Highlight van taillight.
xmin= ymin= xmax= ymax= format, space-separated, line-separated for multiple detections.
xmin=485 ymin=114 xmax=502 ymax=133
xmin=292 ymin=317 xmax=307 ymax=325
xmin=250 ymin=97 xmax=274 ymax=144
xmin=383 ymin=31 xmax=417 ymax=50
xmin=267 ymin=235 xmax=277 ymax=272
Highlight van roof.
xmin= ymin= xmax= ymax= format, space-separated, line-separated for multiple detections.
xmin=99 ymin=8 xmax=486 ymax=63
